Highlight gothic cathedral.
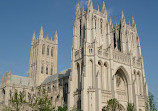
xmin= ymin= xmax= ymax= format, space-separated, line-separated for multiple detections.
xmin=0 ymin=0 xmax=148 ymax=111
xmin=68 ymin=0 xmax=148 ymax=111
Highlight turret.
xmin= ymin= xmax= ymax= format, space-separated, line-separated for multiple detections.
xmin=46 ymin=35 xmax=49 ymax=40
xmin=39 ymin=25 xmax=43 ymax=39
xmin=31 ymin=32 xmax=36 ymax=44
xmin=54 ymin=30 xmax=58 ymax=44
xmin=109 ymin=17 xmax=113 ymax=28
xmin=101 ymin=0 xmax=107 ymax=16
xmin=50 ymin=36 xmax=53 ymax=41
xmin=87 ymin=0 xmax=93 ymax=10
xmin=120 ymin=10 xmax=126 ymax=25
xmin=97 ymin=5 xmax=99 ymax=12
xmin=75 ymin=2 xmax=81 ymax=17
xmin=128 ymin=20 xmax=131 ymax=26
xmin=132 ymin=16 xmax=136 ymax=27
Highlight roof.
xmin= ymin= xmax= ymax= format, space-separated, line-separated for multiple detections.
xmin=11 ymin=75 xmax=34 ymax=87
xmin=42 ymin=68 xmax=71 ymax=85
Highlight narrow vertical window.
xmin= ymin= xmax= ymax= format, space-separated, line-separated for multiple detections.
xmin=95 ymin=19 xmax=97 ymax=30
xmin=42 ymin=44 xmax=45 ymax=55
xmin=80 ymin=19 xmax=82 ymax=46
xmin=51 ymin=66 xmax=53 ymax=75
xmin=46 ymin=66 xmax=48 ymax=74
xmin=47 ymin=46 xmax=49 ymax=56
xmin=41 ymin=65 xmax=44 ymax=74
xmin=80 ymin=19 xmax=82 ymax=37
xmin=51 ymin=47 xmax=53 ymax=57
xmin=101 ymin=20 xmax=103 ymax=34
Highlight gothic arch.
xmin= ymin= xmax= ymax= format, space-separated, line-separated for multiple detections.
xmin=113 ymin=66 xmax=131 ymax=84
xmin=114 ymin=66 xmax=130 ymax=102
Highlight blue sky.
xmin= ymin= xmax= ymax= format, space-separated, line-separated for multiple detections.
xmin=0 ymin=0 xmax=158 ymax=104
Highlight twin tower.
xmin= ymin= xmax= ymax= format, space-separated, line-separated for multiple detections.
xmin=29 ymin=26 xmax=58 ymax=86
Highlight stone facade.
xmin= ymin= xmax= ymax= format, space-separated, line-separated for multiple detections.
xmin=68 ymin=0 xmax=148 ymax=111
xmin=0 ymin=0 xmax=148 ymax=111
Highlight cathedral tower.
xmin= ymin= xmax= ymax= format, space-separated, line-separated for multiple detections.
xmin=68 ymin=0 xmax=148 ymax=111
xmin=29 ymin=26 xmax=58 ymax=86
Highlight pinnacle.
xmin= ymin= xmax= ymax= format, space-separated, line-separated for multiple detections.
xmin=54 ymin=30 xmax=58 ymax=40
xmin=87 ymin=0 xmax=93 ymax=9
xmin=75 ymin=2 xmax=81 ymax=16
xmin=97 ymin=5 xmax=99 ymax=12
xmin=39 ymin=25 xmax=44 ymax=39
xmin=102 ymin=0 xmax=107 ymax=15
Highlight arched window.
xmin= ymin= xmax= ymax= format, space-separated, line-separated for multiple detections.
xmin=9 ymin=90 xmax=12 ymax=99
xmin=80 ymin=19 xmax=82 ymax=37
xmin=42 ymin=44 xmax=45 ymax=55
xmin=100 ymin=20 xmax=103 ymax=34
xmin=77 ymin=63 xmax=80 ymax=90
xmin=41 ymin=65 xmax=44 ymax=74
xmin=47 ymin=46 xmax=49 ymax=56
xmin=46 ymin=66 xmax=48 ymax=74
xmin=51 ymin=47 xmax=53 ymax=57
xmin=94 ymin=16 xmax=97 ymax=30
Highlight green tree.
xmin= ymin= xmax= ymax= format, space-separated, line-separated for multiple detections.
xmin=147 ymin=92 xmax=158 ymax=111
xmin=57 ymin=105 xmax=67 ymax=111
xmin=127 ymin=103 xmax=135 ymax=111
xmin=106 ymin=98 xmax=121 ymax=111
xmin=9 ymin=90 xmax=26 ymax=111
xmin=29 ymin=87 xmax=55 ymax=111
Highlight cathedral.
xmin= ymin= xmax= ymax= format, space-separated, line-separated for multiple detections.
xmin=0 ymin=0 xmax=148 ymax=111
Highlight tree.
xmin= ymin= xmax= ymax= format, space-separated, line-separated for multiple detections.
xmin=29 ymin=87 xmax=55 ymax=111
xmin=146 ymin=92 xmax=158 ymax=111
xmin=9 ymin=90 xmax=26 ymax=111
xmin=127 ymin=103 xmax=136 ymax=111
xmin=57 ymin=105 xmax=67 ymax=111
xmin=106 ymin=98 xmax=121 ymax=111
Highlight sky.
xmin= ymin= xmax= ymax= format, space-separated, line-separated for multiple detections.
xmin=0 ymin=0 xmax=158 ymax=105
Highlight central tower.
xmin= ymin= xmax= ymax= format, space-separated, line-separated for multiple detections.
xmin=29 ymin=26 xmax=58 ymax=86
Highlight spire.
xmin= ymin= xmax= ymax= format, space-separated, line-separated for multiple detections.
xmin=128 ymin=20 xmax=131 ymax=26
xmin=46 ymin=35 xmax=49 ymax=40
xmin=75 ymin=1 xmax=81 ymax=16
xmin=102 ymin=0 xmax=107 ymax=15
xmin=132 ymin=16 xmax=136 ymax=27
xmin=87 ymin=0 xmax=93 ymax=10
xmin=50 ymin=36 xmax=52 ymax=41
xmin=121 ymin=10 xmax=126 ymax=24
xmin=82 ymin=6 xmax=84 ymax=16
xmin=54 ymin=30 xmax=58 ymax=40
xmin=97 ymin=5 xmax=99 ymax=12
xmin=109 ymin=17 xmax=113 ymax=28
xmin=39 ymin=25 xmax=43 ymax=39
xmin=82 ymin=6 xmax=84 ymax=13
xmin=32 ymin=32 xmax=36 ymax=42
xmin=9 ymin=69 xmax=11 ymax=75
